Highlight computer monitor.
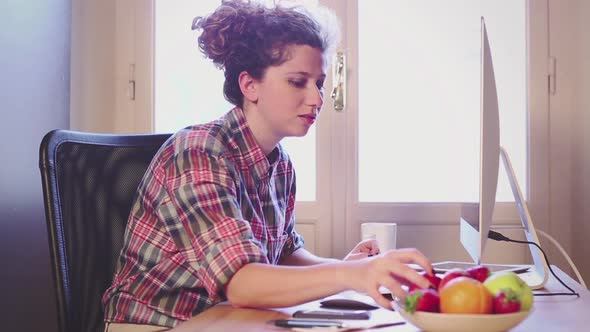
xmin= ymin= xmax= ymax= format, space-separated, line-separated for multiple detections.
xmin=459 ymin=17 xmax=499 ymax=266
xmin=457 ymin=17 xmax=549 ymax=289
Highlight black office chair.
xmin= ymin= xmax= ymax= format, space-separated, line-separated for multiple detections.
xmin=39 ymin=129 xmax=171 ymax=332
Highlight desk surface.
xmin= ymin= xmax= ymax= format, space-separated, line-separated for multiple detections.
xmin=170 ymin=266 xmax=590 ymax=332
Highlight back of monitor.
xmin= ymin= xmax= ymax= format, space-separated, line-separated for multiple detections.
xmin=459 ymin=18 xmax=549 ymax=289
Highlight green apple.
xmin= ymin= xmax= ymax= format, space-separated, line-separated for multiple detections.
xmin=483 ymin=271 xmax=533 ymax=311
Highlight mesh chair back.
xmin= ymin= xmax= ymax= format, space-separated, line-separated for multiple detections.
xmin=39 ymin=130 xmax=171 ymax=332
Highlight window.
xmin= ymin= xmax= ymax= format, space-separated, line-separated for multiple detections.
xmin=123 ymin=0 xmax=549 ymax=259
xmin=357 ymin=1 xmax=526 ymax=203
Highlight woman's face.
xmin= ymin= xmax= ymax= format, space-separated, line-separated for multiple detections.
xmin=247 ymin=45 xmax=327 ymax=147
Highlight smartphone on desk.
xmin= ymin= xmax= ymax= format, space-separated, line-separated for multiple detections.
xmin=293 ymin=309 xmax=371 ymax=320
xmin=273 ymin=319 xmax=345 ymax=328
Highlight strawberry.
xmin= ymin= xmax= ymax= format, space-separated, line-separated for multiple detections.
xmin=408 ymin=273 xmax=442 ymax=291
xmin=466 ymin=265 xmax=491 ymax=283
xmin=493 ymin=288 xmax=521 ymax=314
xmin=425 ymin=273 xmax=442 ymax=290
xmin=403 ymin=289 xmax=440 ymax=313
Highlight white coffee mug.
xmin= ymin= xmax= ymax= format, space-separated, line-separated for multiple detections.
xmin=361 ymin=222 xmax=397 ymax=253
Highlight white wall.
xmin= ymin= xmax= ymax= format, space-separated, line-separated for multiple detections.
xmin=1 ymin=1 xmax=71 ymax=330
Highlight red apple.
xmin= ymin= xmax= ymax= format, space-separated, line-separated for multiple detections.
xmin=439 ymin=268 xmax=469 ymax=290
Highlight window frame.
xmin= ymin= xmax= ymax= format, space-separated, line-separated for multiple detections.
xmin=118 ymin=0 xmax=550 ymax=258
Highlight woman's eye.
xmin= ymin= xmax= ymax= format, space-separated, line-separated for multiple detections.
xmin=289 ymin=80 xmax=307 ymax=88
xmin=316 ymin=81 xmax=325 ymax=90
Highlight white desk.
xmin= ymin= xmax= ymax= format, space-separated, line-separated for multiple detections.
xmin=170 ymin=266 xmax=590 ymax=331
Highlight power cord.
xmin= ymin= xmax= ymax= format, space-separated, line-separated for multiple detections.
xmin=535 ymin=229 xmax=587 ymax=288
xmin=487 ymin=230 xmax=580 ymax=298
xmin=491 ymin=225 xmax=587 ymax=288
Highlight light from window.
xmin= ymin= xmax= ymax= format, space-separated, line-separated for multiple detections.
xmin=357 ymin=0 xmax=526 ymax=203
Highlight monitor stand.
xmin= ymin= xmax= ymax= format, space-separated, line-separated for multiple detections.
xmin=496 ymin=146 xmax=549 ymax=289
xmin=459 ymin=147 xmax=549 ymax=289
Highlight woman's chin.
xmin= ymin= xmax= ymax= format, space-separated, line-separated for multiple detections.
xmin=285 ymin=127 xmax=311 ymax=138
xmin=293 ymin=130 xmax=310 ymax=137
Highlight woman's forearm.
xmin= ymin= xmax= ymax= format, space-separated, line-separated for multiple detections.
xmin=225 ymin=261 xmax=353 ymax=308
xmin=280 ymin=248 xmax=340 ymax=266
xmin=225 ymin=249 xmax=433 ymax=310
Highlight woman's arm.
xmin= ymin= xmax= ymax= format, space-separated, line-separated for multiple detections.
xmin=280 ymin=248 xmax=339 ymax=265
xmin=225 ymin=248 xmax=433 ymax=309
xmin=280 ymin=238 xmax=380 ymax=266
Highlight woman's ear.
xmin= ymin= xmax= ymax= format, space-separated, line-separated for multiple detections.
xmin=238 ymin=71 xmax=258 ymax=103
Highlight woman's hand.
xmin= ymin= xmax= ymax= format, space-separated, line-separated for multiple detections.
xmin=342 ymin=248 xmax=433 ymax=309
xmin=343 ymin=238 xmax=380 ymax=261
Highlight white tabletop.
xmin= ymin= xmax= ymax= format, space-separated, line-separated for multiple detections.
xmin=171 ymin=265 xmax=590 ymax=332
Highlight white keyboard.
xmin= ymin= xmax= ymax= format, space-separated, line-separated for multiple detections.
xmin=432 ymin=261 xmax=530 ymax=274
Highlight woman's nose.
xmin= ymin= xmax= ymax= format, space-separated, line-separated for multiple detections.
xmin=306 ymin=85 xmax=324 ymax=108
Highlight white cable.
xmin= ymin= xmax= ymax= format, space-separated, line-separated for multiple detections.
xmin=535 ymin=229 xmax=587 ymax=289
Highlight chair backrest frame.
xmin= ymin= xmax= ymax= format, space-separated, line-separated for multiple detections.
xmin=39 ymin=129 xmax=171 ymax=332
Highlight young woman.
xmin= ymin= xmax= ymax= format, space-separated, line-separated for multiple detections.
xmin=103 ymin=1 xmax=433 ymax=331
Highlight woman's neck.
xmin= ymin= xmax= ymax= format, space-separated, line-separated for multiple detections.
xmin=242 ymin=104 xmax=279 ymax=155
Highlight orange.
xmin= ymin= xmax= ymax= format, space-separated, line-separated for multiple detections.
xmin=439 ymin=276 xmax=493 ymax=314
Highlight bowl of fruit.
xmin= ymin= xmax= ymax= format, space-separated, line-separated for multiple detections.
xmin=392 ymin=266 xmax=533 ymax=332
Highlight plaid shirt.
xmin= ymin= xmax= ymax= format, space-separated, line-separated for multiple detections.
xmin=102 ymin=107 xmax=304 ymax=327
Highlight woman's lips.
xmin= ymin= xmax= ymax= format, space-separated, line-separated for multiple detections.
xmin=299 ymin=114 xmax=317 ymax=125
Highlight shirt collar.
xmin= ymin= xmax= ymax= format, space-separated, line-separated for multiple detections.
xmin=225 ymin=107 xmax=283 ymax=183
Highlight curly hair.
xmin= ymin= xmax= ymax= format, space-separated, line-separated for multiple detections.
xmin=192 ymin=0 xmax=339 ymax=107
